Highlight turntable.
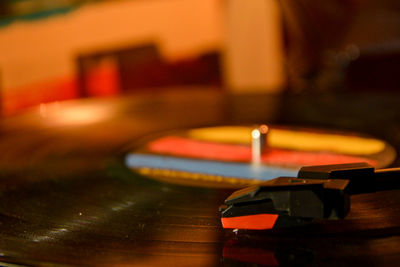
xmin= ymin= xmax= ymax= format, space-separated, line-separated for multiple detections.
xmin=1 ymin=0 xmax=400 ymax=266
xmin=0 ymin=88 xmax=399 ymax=266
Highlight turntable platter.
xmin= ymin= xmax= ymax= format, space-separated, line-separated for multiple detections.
xmin=0 ymin=88 xmax=399 ymax=266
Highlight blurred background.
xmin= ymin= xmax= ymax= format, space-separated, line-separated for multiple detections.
xmin=0 ymin=0 xmax=399 ymax=115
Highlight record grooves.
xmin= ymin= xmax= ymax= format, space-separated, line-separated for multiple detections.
xmin=0 ymin=88 xmax=399 ymax=266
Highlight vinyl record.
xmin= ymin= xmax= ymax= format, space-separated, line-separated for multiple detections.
xmin=0 ymin=88 xmax=399 ymax=266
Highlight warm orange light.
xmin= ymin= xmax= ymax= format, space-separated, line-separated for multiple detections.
xmin=39 ymin=102 xmax=113 ymax=126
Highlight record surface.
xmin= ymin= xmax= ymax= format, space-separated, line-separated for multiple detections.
xmin=0 ymin=88 xmax=399 ymax=266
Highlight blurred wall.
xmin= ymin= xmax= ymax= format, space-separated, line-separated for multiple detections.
xmin=0 ymin=0 xmax=286 ymax=114
xmin=223 ymin=0 xmax=285 ymax=93
xmin=0 ymin=0 xmax=223 ymax=112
